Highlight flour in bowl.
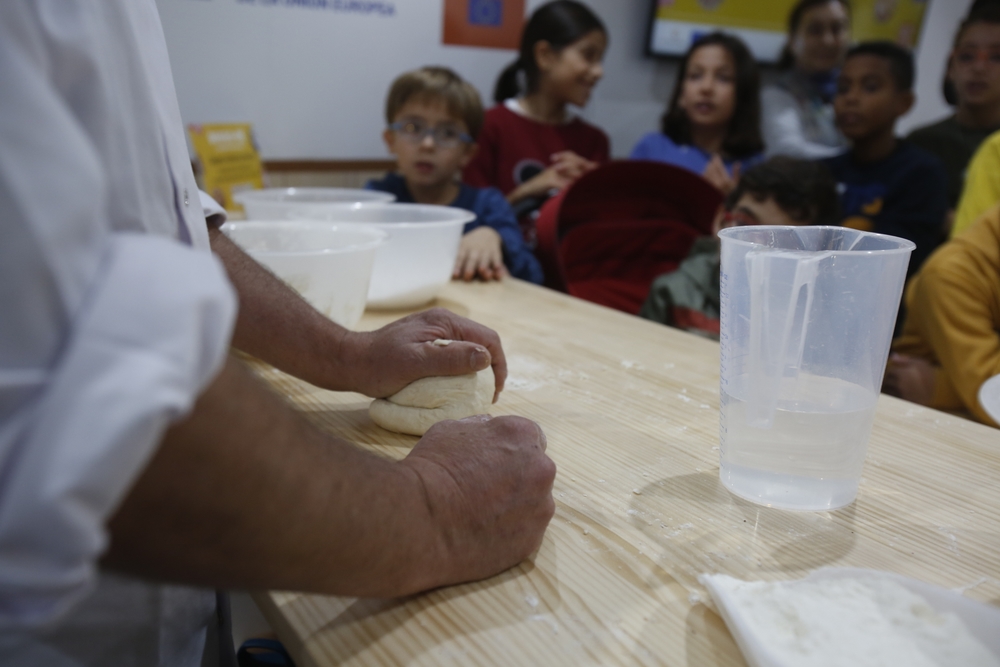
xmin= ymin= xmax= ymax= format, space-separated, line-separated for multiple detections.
xmin=705 ymin=573 xmax=999 ymax=667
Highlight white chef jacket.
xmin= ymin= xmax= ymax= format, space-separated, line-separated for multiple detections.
xmin=0 ymin=1 xmax=236 ymax=664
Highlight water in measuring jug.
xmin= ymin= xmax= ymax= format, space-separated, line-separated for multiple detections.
xmin=720 ymin=373 xmax=878 ymax=511
xmin=717 ymin=226 xmax=914 ymax=512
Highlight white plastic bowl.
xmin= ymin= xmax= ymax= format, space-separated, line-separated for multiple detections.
xmin=235 ymin=187 xmax=395 ymax=220
xmin=222 ymin=221 xmax=387 ymax=329
xmin=301 ymin=204 xmax=474 ymax=309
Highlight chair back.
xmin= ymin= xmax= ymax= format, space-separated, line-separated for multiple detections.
xmin=535 ymin=160 xmax=723 ymax=314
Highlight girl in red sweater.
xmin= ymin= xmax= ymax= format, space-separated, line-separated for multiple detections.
xmin=463 ymin=0 xmax=610 ymax=245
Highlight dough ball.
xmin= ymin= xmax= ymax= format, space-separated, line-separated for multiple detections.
xmin=369 ymin=366 xmax=495 ymax=436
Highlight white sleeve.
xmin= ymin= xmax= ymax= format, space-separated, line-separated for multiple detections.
xmin=0 ymin=1 xmax=236 ymax=629
xmin=199 ymin=189 xmax=228 ymax=228
xmin=0 ymin=236 xmax=235 ymax=630
xmin=761 ymin=87 xmax=843 ymax=160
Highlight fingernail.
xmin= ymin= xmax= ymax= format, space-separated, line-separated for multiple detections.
xmin=458 ymin=414 xmax=492 ymax=423
xmin=471 ymin=346 xmax=490 ymax=369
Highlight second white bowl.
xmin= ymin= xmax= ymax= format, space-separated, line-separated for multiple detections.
xmin=222 ymin=221 xmax=387 ymax=329
xmin=302 ymin=203 xmax=474 ymax=309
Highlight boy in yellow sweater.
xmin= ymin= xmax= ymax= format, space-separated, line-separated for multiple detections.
xmin=884 ymin=206 xmax=1000 ymax=427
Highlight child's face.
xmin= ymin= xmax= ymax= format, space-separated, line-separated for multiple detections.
xmin=948 ymin=23 xmax=1000 ymax=111
xmin=678 ymin=44 xmax=737 ymax=132
xmin=791 ymin=1 xmax=850 ymax=74
xmin=833 ymin=55 xmax=913 ymax=141
xmin=537 ymin=29 xmax=606 ymax=107
xmin=383 ymin=99 xmax=476 ymax=191
xmin=713 ymin=193 xmax=799 ymax=235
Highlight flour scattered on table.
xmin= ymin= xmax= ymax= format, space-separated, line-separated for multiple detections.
xmin=632 ymin=488 xmax=642 ymax=495
xmin=525 ymin=595 xmax=539 ymax=608
xmin=701 ymin=573 xmax=1000 ymax=667
xmin=503 ymin=355 xmax=551 ymax=392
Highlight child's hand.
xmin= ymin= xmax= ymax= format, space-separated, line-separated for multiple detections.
xmin=702 ymin=156 xmax=739 ymax=195
xmin=882 ymin=353 xmax=937 ymax=406
xmin=550 ymin=151 xmax=598 ymax=181
xmin=454 ymin=227 xmax=507 ymax=282
xmin=508 ymin=151 xmax=598 ymax=204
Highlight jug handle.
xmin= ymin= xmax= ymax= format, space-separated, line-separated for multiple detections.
xmin=744 ymin=251 xmax=824 ymax=429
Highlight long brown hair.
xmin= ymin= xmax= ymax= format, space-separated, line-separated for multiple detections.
xmin=661 ymin=33 xmax=764 ymax=160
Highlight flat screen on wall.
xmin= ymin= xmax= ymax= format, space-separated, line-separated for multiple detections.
xmin=646 ymin=0 xmax=932 ymax=63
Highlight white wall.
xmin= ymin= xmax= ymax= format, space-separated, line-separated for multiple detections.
xmin=156 ymin=0 xmax=518 ymax=159
xmin=898 ymin=0 xmax=974 ymax=134
xmin=157 ymin=0 xmax=974 ymax=160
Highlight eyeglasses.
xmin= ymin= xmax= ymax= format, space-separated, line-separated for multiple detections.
xmin=389 ymin=120 xmax=472 ymax=148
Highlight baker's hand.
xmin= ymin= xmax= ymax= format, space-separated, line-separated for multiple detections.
xmin=343 ymin=308 xmax=507 ymax=400
xmin=454 ymin=227 xmax=507 ymax=282
xmin=399 ymin=415 xmax=556 ymax=592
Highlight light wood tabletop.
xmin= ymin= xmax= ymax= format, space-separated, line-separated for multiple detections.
xmin=250 ymin=279 xmax=1000 ymax=667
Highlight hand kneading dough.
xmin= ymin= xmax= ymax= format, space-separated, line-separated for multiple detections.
xmin=369 ymin=366 xmax=495 ymax=435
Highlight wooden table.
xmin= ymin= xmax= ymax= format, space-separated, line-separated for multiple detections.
xmin=252 ymin=279 xmax=1000 ymax=666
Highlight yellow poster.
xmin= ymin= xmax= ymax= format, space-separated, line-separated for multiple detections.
xmin=651 ymin=0 xmax=930 ymax=60
xmin=188 ymin=123 xmax=264 ymax=213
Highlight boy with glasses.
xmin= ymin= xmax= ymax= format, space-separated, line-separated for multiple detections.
xmin=368 ymin=67 xmax=543 ymax=284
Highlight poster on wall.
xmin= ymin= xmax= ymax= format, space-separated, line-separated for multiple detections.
xmin=188 ymin=123 xmax=265 ymax=213
xmin=647 ymin=0 xmax=930 ymax=62
xmin=443 ymin=0 xmax=525 ymax=49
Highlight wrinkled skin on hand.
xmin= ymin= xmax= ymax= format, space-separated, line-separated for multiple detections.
xmin=398 ymin=414 xmax=556 ymax=590
xmin=344 ymin=308 xmax=508 ymax=401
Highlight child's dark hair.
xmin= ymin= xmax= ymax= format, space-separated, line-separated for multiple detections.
xmin=493 ymin=0 xmax=606 ymax=103
xmin=726 ymin=157 xmax=841 ymax=226
xmin=661 ymin=32 xmax=763 ymax=160
xmin=386 ymin=67 xmax=484 ymax=139
xmin=778 ymin=0 xmax=851 ymax=70
xmin=943 ymin=5 xmax=1000 ymax=105
xmin=845 ymin=41 xmax=915 ymax=91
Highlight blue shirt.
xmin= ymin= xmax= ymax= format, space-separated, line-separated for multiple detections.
xmin=366 ymin=174 xmax=543 ymax=284
xmin=629 ymin=132 xmax=764 ymax=178
xmin=822 ymin=140 xmax=948 ymax=280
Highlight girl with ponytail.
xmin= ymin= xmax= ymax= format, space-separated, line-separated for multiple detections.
xmin=463 ymin=1 xmax=610 ymax=244
xmin=761 ymin=0 xmax=851 ymax=159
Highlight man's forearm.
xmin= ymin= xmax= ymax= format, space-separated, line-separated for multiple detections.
xmin=102 ymin=356 xmax=441 ymax=597
xmin=210 ymin=227 xmax=509 ymax=400
xmin=209 ymin=228 xmax=355 ymax=391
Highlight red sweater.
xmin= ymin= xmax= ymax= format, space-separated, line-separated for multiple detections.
xmin=464 ymin=103 xmax=610 ymax=196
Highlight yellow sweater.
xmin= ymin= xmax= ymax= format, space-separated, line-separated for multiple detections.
xmin=953 ymin=129 xmax=1000 ymax=237
xmin=894 ymin=205 xmax=1000 ymax=426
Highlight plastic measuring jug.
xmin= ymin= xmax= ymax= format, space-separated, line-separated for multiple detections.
xmin=718 ymin=226 xmax=914 ymax=511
